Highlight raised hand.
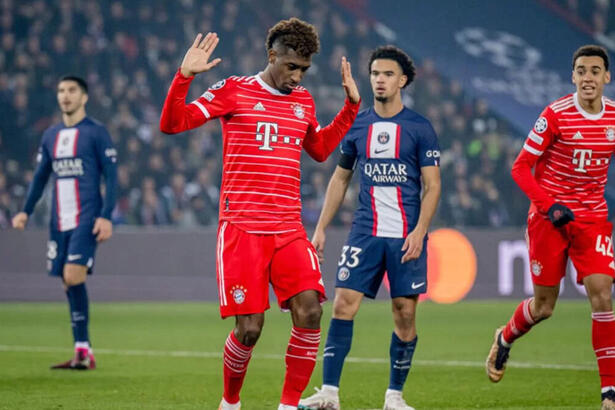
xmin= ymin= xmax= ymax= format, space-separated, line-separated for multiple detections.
xmin=180 ymin=32 xmax=222 ymax=78
xmin=340 ymin=56 xmax=360 ymax=104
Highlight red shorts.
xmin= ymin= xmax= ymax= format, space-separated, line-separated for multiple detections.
xmin=216 ymin=221 xmax=326 ymax=318
xmin=527 ymin=213 xmax=615 ymax=286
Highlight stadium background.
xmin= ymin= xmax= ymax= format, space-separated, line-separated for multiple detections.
xmin=1 ymin=0 xmax=614 ymax=302
xmin=1 ymin=1 xmax=615 ymax=408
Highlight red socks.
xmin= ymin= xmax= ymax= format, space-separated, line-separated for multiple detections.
xmin=280 ymin=327 xmax=321 ymax=406
xmin=592 ymin=311 xmax=615 ymax=389
xmin=502 ymin=298 xmax=536 ymax=345
xmin=223 ymin=331 xmax=254 ymax=404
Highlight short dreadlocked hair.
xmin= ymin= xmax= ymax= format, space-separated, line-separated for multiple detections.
xmin=369 ymin=46 xmax=416 ymax=88
xmin=266 ymin=17 xmax=320 ymax=58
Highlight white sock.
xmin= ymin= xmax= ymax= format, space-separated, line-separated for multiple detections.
xmin=220 ymin=398 xmax=241 ymax=410
xmin=322 ymin=384 xmax=339 ymax=394
xmin=386 ymin=388 xmax=402 ymax=396
xmin=75 ymin=341 xmax=89 ymax=350
xmin=277 ymin=405 xmax=297 ymax=410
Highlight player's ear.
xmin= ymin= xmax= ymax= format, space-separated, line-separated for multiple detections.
xmin=605 ymin=70 xmax=611 ymax=84
xmin=268 ymin=48 xmax=277 ymax=65
xmin=399 ymin=75 xmax=408 ymax=89
xmin=82 ymin=93 xmax=89 ymax=105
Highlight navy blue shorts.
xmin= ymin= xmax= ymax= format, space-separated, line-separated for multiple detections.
xmin=47 ymin=223 xmax=97 ymax=277
xmin=335 ymin=232 xmax=427 ymax=299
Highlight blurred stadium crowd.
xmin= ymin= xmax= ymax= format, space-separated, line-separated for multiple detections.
xmin=4 ymin=0 xmax=592 ymax=230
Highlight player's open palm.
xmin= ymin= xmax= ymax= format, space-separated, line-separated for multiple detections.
xmin=401 ymin=229 xmax=424 ymax=263
xmin=311 ymin=229 xmax=326 ymax=263
xmin=340 ymin=56 xmax=360 ymax=104
xmin=180 ymin=32 xmax=222 ymax=78
xmin=12 ymin=212 xmax=28 ymax=230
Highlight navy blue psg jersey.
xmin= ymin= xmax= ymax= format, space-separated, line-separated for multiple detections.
xmin=340 ymin=107 xmax=440 ymax=238
xmin=24 ymin=117 xmax=118 ymax=231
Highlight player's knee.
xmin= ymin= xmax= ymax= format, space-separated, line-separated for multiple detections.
xmin=236 ymin=324 xmax=263 ymax=346
xmin=589 ymin=290 xmax=613 ymax=312
xmin=295 ymin=303 xmax=322 ymax=328
xmin=63 ymin=273 xmax=85 ymax=287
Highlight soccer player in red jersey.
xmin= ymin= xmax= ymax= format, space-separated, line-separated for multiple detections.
xmin=486 ymin=45 xmax=615 ymax=409
xmin=159 ymin=18 xmax=360 ymax=410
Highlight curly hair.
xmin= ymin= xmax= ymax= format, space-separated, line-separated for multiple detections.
xmin=368 ymin=46 xmax=416 ymax=88
xmin=266 ymin=17 xmax=320 ymax=58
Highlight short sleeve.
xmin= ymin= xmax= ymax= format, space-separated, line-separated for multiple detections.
xmin=417 ymin=122 xmax=441 ymax=167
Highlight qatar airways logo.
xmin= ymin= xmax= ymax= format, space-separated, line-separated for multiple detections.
xmin=364 ymin=162 xmax=408 ymax=183
xmin=52 ymin=158 xmax=84 ymax=177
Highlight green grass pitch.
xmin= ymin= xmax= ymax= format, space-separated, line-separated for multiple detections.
xmin=0 ymin=300 xmax=601 ymax=409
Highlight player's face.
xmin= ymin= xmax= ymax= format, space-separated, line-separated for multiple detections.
xmin=572 ymin=56 xmax=610 ymax=102
xmin=370 ymin=59 xmax=407 ymax=102
xmin=57 ymin=80 xmax=88 ymax=115
xmin=269 ymin=48 xmax=311 ymax=93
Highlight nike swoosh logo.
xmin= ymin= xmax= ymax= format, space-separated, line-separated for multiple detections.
xmin=67 ymin=254 xmax=82 ymax=261
xmin=374 ymin=148 xmax=388 ymax=154
xmin=411 ymin=281 xmax=425 ymax=289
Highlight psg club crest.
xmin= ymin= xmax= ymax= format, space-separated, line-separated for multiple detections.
xmin=377 ymin=131 xmax=390 ymax=144
xmin=209 ymin=79 xmax=226 ymax=90
xmin=337 ymin=267 xmax=350 ymax=281
xmin=533 ymin=117 xmax=548 ymax=134
xmin=292 ymin=103 xmax=305 ymax=119
xmin=530 ymin=260 xmax=542 ymax=276
xmin=606 ymin=127 xmax=615 ymax=142
xmin=230 ymin=285 xmax=247 ymax=304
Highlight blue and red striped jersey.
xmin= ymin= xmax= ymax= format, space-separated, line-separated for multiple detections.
xmin=340 ymin=107 xmax=440 ymax=238
xmin=24 ymin=117 xmax=118 ymax=231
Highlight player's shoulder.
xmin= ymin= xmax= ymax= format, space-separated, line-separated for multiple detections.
xmin=398 ymin=106 xmax=432 ymax=125
xmin=604 ymin=96 xmax=615 ymax=111
xmin=81 ymin=117 xmax=110 ymax=135
xmin=547 ymin=93 xmax=574 ymax=114
xmin=41 ymin=122 xmax=64 ymax=142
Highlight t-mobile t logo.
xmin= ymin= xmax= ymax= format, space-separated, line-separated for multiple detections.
xmin=255 ymin=121 xmax=278 ymax=151
xmin=572 ymin=149 xmax=592 ymax=173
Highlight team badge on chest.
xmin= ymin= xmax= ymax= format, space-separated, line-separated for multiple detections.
xmin=605 ymin=127 xmax=615 ymax=142
xmin=377 ymin=131 xmax=390 ymax=144
xmin=291 ymin=103 xmax=305 ymax=119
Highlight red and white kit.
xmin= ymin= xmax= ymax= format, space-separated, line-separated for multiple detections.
xmin=161 ymin=70 xmax=359 ymax=316
xmin=512 ymin=92 xmax=615 ymax=285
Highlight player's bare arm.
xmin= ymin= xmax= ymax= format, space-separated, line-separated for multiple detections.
xmin=180 ymin=32 xmax=222 ymax=78
xmin=11 ymin=212 xmax=28 ymax=230
xmin=340 ymin=56 xmax=360 ymax=104
xmin=312 ymin=166 xmax=354 ymax=263
xmin=401 ymin=166 xmax=441 ymax=263
xmin=92 ymin=217 xmax=113 ymax=243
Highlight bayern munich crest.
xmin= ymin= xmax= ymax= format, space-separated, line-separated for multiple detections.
xmin=377 ymin=131 xmax=390 ymax=144
xmin=530 ymin=260 xmax=542 ymax=276
xmin=337 ymin=267 xmax=350 ymax=281
xmin=292 ymin=103 xmax=305 ymax=119
xmin=533 ymin=117 xmax=548 ymax=134
xmin=231 ymin=285 xmax=247 ymax=304
xmin=606 ymin=127 xmax=615 ymax=141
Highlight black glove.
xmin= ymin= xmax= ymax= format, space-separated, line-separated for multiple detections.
xmin=547 ymin=203 xmax=574 ymax=227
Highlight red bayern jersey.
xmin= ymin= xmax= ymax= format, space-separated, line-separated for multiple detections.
xmin=512 ymin=92 xmax=615 ymax=221
xmin=160 ymin=70 xmax=359 ymax=233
